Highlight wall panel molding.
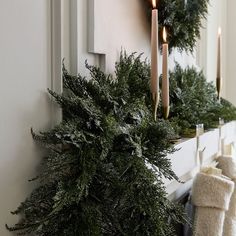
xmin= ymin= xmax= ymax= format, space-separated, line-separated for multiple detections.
xmin=51 ymin=0 xmax=62 ymax=124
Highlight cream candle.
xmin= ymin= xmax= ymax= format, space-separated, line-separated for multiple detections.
xmin=162 ymin=27 xmax=169 ymax=119
xmin=216 ymin=27 xmax=222 ymax=99
xmin=151 ymin=0 xmax=159 ymax=121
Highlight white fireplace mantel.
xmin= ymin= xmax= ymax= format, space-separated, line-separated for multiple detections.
xmin=165 ymin=121 xmax=236 ymax=200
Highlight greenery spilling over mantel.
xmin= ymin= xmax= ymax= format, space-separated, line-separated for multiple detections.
xmin=145 ymin=0 xmax=209 ymax=52
xmin=167 ymin=64 xmax=236 ymax=136
xmin=7 ymin=52 xmax=236 ymax=235
xmin=7 ymin=53 xmax=188 ymax=236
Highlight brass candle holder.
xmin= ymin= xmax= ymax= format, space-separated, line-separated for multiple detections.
xmin=216 ymin=77 xmax=222 ymax=100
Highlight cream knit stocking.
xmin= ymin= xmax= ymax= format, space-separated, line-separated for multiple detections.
xmin=192 ymin=172 xmax=234 ymax=236
xmin=218 ymin=156 xmax=236 ymax=236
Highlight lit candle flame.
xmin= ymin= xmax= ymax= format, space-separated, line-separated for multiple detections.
xmin=218 ymin=27 xmax=222 ymax=35
xmin=152 ymin=0 xmax=157 ymax=8
xmin=163 ymin=27 xmax=167 ymax=43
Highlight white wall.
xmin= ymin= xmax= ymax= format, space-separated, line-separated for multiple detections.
xmin=197 ymin=0 xmax=236 ymax=105
xmin=77 ymin=0 xmax=100 ymax=75
xmin=78 ymin=0 xmax=197 ymax=76
xmin=0 ymin=1 xmax=53 ymax=235
xmin=197 ymin=0 xmax=227 ymax=97
xmin=226 ymin=0 xmax=236 ymax=106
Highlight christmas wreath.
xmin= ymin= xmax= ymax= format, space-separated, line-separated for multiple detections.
xmin=7 ymin=53 xmax=188 ymax=236
xmin=146 ymin=0 xmax=209 ymax=52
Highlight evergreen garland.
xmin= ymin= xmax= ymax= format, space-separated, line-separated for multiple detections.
xmin=167 ymin=64 xmax=236 ymax=136
xmin=145 ymin=0 xmax=209 ymax=52
xmin=7 ymin=53 xmax=188 ymax=236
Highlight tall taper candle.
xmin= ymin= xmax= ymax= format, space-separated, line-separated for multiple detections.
xmin=216 ymin=27 xmax=222 ymax=99
xmin=162 ymin=27 xmax=169 ymax=119
xmin=151 ymin=0 xmax=159 ymax=121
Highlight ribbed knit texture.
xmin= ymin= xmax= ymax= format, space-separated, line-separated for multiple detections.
xmin=192 ymin=172 xmax=234 ymax=236
xmin=218 ymin=156 xmax=236 ymax=236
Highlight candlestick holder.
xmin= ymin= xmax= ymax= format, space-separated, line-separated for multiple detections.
xmin=163 ymin=106 xmax=169 ymax=120
xmin=216 ymin=77 xmax=222 ymax=99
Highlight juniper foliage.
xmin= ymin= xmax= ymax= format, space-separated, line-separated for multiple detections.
xmin=168 ymin=64 xmax=236 ymax=135
xmin=145 ymin=0 xmax=209 ymax=52
xmin=7 ymin=53 xmax=187 ymax=236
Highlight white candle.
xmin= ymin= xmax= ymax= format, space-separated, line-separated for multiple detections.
xmin=216 ymin=27 xmax=222 ymax=99
xmin=151 ymin=0 xmax=159 ymax=121
xmin=162 ymin=27 xmax=169 ymax=119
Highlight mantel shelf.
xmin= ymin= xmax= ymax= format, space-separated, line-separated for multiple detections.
xmin=165 ymin=121 xmax=236 ymax=200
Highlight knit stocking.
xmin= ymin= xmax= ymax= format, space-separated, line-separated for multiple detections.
xmin=218 ymin=156 xmax=236 ymax=236
xmin=192 ymin=172 xmax=234 ymax=236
